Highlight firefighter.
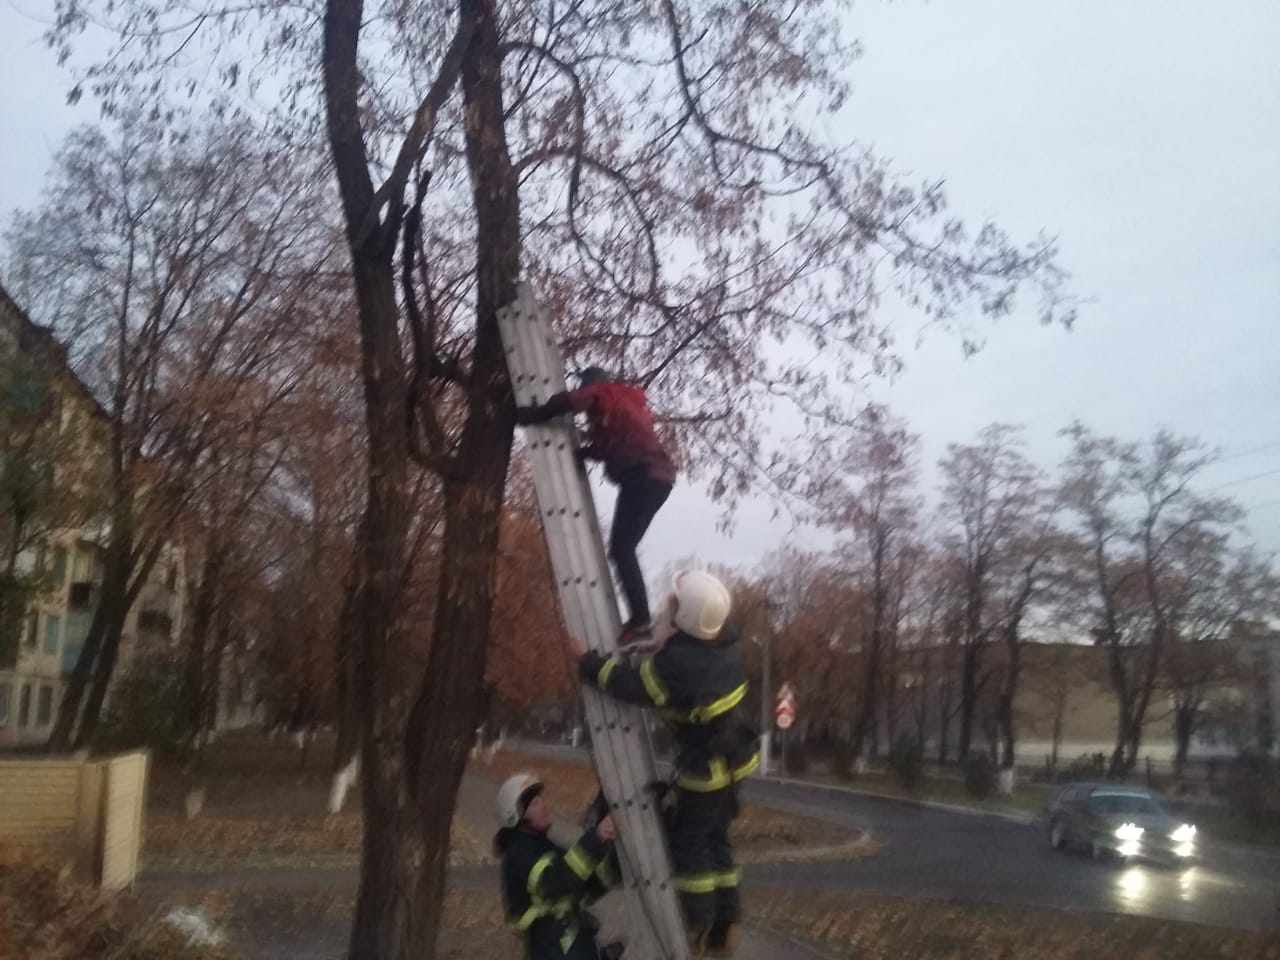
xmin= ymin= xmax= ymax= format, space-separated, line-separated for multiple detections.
xmin=494 ymin=772 xmax=624 ymax=960
xmin=577 ymin=570 xmax=758 ymax=958
xmin=514 ymin=367 xmax=676 ymax=645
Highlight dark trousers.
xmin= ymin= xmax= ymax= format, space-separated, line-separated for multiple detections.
xmin=609 ymin=469 xmax=672 ymax=626
xmin=669 ymin=786 xmax=740 ymax=932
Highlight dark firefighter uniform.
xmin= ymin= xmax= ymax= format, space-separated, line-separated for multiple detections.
xmin=579 ymin=630 xmax=759 ymax=940
xmin=496 ymin=820 xmax=621 ymax=960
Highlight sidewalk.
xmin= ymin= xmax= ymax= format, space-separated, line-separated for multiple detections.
xmin=459 ymin=769 xmax=829 ymax=959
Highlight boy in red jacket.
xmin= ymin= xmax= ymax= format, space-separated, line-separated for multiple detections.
xmin=516 ymin=367 xmax=676 ymax=644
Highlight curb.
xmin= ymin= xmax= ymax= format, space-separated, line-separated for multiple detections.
xmin=755 ymin=774 xmax=1039 ymax=826
xmin=507 ymin=740 xmax=1040 ymax=824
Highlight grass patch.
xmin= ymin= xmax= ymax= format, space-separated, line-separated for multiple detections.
xmin=1 ymin=844 xmax=238 ymax=960
xmin=808 ymin=766 xmax=1052 ymax=815
xmin=749 ymin=889 xmax=1280 ymax=959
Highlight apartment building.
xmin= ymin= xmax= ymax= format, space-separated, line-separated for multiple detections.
xmin=0 ymin=284 xmax=186 ymax=747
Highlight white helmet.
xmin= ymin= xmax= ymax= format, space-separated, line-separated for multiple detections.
xmin=496 ymin=772 xmax=543 ymax=828
xmin=670 ymin=570 xmax=732 ymax=640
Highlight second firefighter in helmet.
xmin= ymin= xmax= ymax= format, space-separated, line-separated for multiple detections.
xmin=578 ymin=570 xmax=758 ymax=957
xmin=493 ymin=772 xmax=623 ymax=960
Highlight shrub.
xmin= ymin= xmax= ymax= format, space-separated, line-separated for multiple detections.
xmin=963 ymin=751 xmax=998 ymax=800
xmin=1061 ymin=752 xmax=1107 ymax=782
xmin=98 ymin=651 xmax=189 ymax=758
xmin=1225 ymin=751 xmax=1280 ymax=824
xmin=889 ymin=734 xmax=925 ymax=793
xmin=784 ymin=739 xmax=809 ymax=776
xmin=0 ymin=844 xmax=236 ymax=959
xmin=830 ymin=739 xmax=855 ymax=781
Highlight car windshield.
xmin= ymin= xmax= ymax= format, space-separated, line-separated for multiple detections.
xmin=1087 ymin=792 xmax=1166 ymax=816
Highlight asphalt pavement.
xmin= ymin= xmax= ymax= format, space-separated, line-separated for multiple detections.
xmin=740 ymin=776 xmax=1280 ymax=932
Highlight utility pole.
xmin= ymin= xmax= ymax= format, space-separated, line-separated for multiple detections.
xmin=757 ymin=598 xmax=782 ymax=776
xmin=760 ymin=628 xmax=772 ymax=776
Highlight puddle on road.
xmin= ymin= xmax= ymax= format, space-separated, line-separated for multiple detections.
xmin=1113 ymin=863 xmax=1244 ymax=911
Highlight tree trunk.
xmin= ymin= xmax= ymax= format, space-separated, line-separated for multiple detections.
xmin=206 ymin=602 xmax=233 ymax=736
xmin=958 ymin=642 xmax=979 ymax=760
xmin=1173 ymin=705 xmax=1193 ymax=781
xmin=398 ymin=2 xmax=519 ymax=949
xmin=75 ymin=538 xmax=165 ymax=748
xmin=48 ymin=527 xmax=131 ymax=750
xmin=852 ymin=540 xmax=886 ymax=760
xmin=342 ymin=244 xmax=417 ymax=957
xmin=938 ymin=683 xmax=952 ymax=766
xmin=999 ymin=621 xmax=1023 ymax=769
xmin=325 ymin=0 xmax=518 ymax=955
xmin=332 ymin=565 xmax=362 ymax=772
xmin=1049 ymin=693 xmax=1065 ymax=772
xmin=186 ymin=540 xmax=226 ymax=745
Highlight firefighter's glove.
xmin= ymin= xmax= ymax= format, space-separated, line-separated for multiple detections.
xmin=579 ymin=650 xmax=607 ymax=685
xmin=514 ymin=405 xmax=544 ymax=426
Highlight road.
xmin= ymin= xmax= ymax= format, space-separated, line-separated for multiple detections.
xmin=741 ymin=777 xmax=1280 ymax=932
xmin=142 ymin=747 xmax=1280 ymax=942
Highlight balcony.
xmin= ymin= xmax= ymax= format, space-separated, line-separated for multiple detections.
xmin=68 ymin=581 xmax=101 ymax=610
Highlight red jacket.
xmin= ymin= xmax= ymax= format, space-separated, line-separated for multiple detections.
xmin=550 ymin=382 xmax=676 ymax=486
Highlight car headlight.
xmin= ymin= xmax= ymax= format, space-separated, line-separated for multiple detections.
xmin=1114 ymin=823 xmax=1145 ymax=842
xmin=1170 ymin=824 xmax=1196 ymax=844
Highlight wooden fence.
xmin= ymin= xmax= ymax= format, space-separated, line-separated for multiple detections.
xmin=0 ymin=750 xmax=149 ymax=889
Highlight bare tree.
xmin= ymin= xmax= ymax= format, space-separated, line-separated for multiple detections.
xmin=990 ymin=489 xmax=1061 ymax=769
xmin=1159 ymin=534 xmax=1279 ymax=776
xmin=1058 ymin=424 xmax=1250 ymax=776
xmin=817 ymin=405 xmax=920 ymax=760
xmin=7 ymin=115 xmax=332 ymax=748
xmin=937 ymin=423 xmax=1041 ymax=760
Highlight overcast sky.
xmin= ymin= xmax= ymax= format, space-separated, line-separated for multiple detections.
xmin=2 ymin=0 xmax=1278 ymax=582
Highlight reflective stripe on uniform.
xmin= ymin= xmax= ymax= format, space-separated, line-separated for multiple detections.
xmin=595 ymin=857 xmax=618 ymax=887
xmin=678 ymin=757 xmax=730 ymax=792
xmin=711 ymin=869 xmax=740 ymax=888
xmin=731 ymin=752 xmax=760 ymax=781
xmin=563 ymin=843 xmax=595 ymax=881
xmin=560 ymin=922 xmax=580 ymax=953
xmin=640 ymin=657 xmax=669 ymax=706
xmin=676 ymin=752 xmax=760 ymax=792
xmin=513 ymin=904 xmax=545 ymax=931
xmin=528 ymin=852 xmax=555 ymax=894
xmin=674 ymin=873 xmax=719 ymax=894
xmin=597 ymin=656 xmax=619 ymax=689
xmin=687 ymin=683 xmax=747 ymax=724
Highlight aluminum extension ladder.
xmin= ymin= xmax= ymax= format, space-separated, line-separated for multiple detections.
xmin=497 ymin=282 xmax=689 ymax=960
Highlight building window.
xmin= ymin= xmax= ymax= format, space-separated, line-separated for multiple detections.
xmin=36 ymin=686 xmax=53 ymax=726
xmin=51 ymin=546 xmax=68 ymax=586
xmin=18 ymin=684 xmax=32 ymax=728
xmin=166 ymin=563 xmax=178 ymax=591
xmin=0 ymin=685 xmax=10 ymax=727
xmin=44 ymin=614 xmax=62 ymax=656
xmin=24 ymin=612 xmax=39 ymax=649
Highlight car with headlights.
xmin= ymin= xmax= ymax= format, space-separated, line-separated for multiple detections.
xmin=1045 ymin=783 xmax=1198 ymax=865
